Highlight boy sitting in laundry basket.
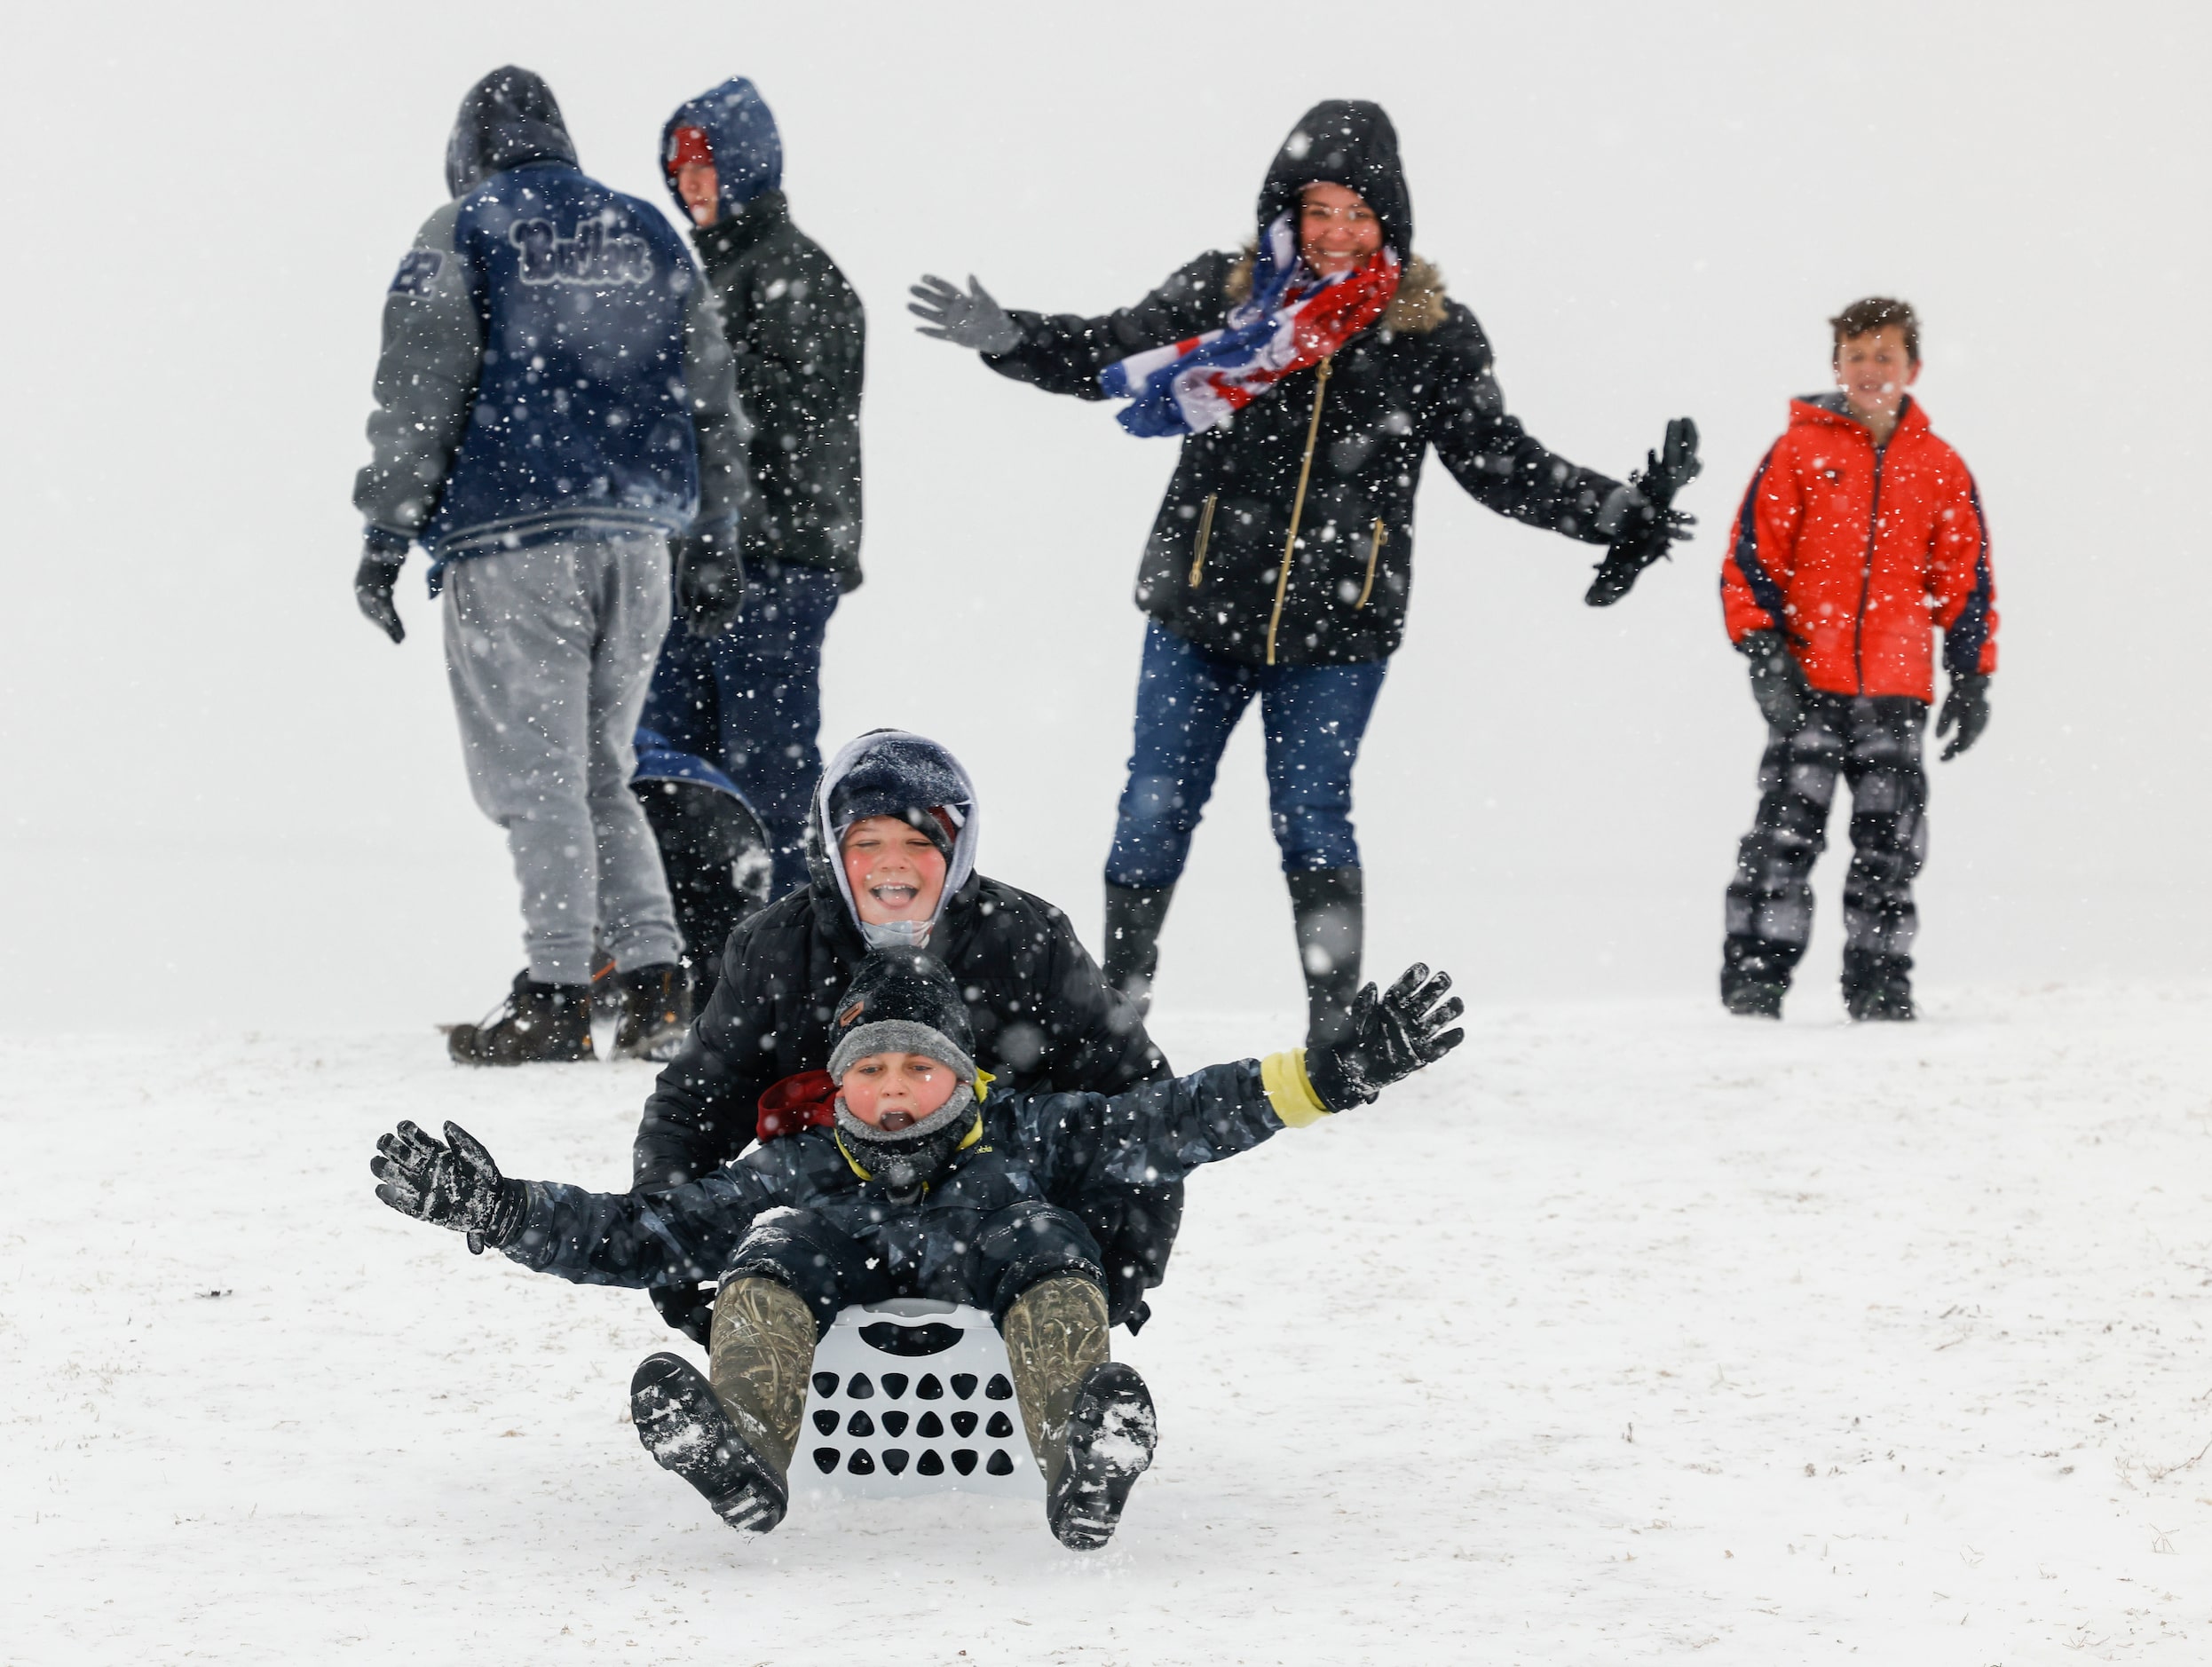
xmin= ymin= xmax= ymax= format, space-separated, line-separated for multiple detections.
xmin=370 ymin=946 xmax=1462 ymax=1549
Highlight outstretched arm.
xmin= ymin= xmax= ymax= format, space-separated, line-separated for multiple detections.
xmin=1026 ymin=964 xmax=1465 ymax=1193
xmin=373 ymin=1119 xmax=778 ymax=1289
xmin=911 ymin=254 xmax=1232 ymax=400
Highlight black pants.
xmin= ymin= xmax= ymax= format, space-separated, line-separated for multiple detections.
xmin=1724 ymin=694 xmax=1929 ymax=987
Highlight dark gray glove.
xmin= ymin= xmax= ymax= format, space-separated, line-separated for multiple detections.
xmin=354 ymin=550 xmax=407 ymax=644
xmin=908 ymin=273 xmax=1021 ymax=354
xmin=1740 ymin=628 xmax=1810 ymax=734
xmin=1938 ymin=672 xmax=1990 ymax=761
xmin=1304 ymin=963 xmax=1465 ymax=1111
xmin=673 ymin=526 xmax=746 ymax=638
xmin=1585 ymin=416 xmax=1702 ymax=607
xmin=650 ymin=1284 xmax=715 ymax=1347
xmin=371 ymin=1119 xmax=525 ymax=1254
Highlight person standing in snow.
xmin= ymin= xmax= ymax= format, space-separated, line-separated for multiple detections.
xmin=373 ymin=946 xmax=1465 ymax=1548
xmin=352 ymin=67 xmax=754 ymax=1066
xmin=910 ymin=99 xmax=1698 ymax=1046
xmin=636 ymin=76 xmax=865 ymax=944
xmin=629 ymin=729 xmax=1185 ymax=1346
xmin=1718 ymin=298 xmax=1997 ymax=1022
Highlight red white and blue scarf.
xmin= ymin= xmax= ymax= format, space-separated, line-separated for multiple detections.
xmin=1099 ymin=213 xmax=1401 ymax=438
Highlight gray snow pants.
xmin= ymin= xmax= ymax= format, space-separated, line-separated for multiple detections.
xmin=442 ymin=533 xmax=683 ymax=986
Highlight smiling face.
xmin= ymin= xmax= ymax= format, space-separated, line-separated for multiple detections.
xmin=840 ymin=816 xmax=949 ymax=925
xmin=1299 ymin=181 xmax=1383 ymax=277
xmin=839 ymin=1050 xmax=960 ymax=1131
xmin=1833 ymin=325 xmax=1920 ymax=439
xmin=675 ymin=161 xmax=720 ymax=225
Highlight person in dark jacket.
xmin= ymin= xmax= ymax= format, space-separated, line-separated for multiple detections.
xmin=640 ymin=78 xmax=866 ymax=909
xmin=352 ymin=67 xmax=754 ymax=1066
xmin=372 ymin=946 xmax=1465 ymax=1548
xmin=632 ymin=728 xmax=1181 ymax=1341
xmin=911 ymin=99 xmax=1696 ymax=1047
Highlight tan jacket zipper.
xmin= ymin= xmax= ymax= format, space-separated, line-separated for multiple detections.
xmin=1355 ymin=517 xmax=1387 ymax=610
xmin=1265 ymin=357 xmax=1333 ymax=666
xmin=1187 ymin=494 xmax=1218 ymax=588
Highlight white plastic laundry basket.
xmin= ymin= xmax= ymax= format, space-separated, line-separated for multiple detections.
xmin=794 ymin=1298 xmax=1041 ymax=1499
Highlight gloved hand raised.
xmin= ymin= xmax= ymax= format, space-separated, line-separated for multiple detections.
xmin=1938 ymin=672 xmax=1990 ymax=761
xmin=1740 ymin=628 xmax=1810 ymax=734
xmin=674 ymin=525 xmax=746 ymax=638
xmin=355 ymin=549 xmax=407 ymax=644
xmin=371 ymin=1119 xmax=525 ymax=1253
xmin=1585 ymin=416 xmax=1702 ymax=607
xmin=908 ymin=274 xmax=1022 ymax=355
xmin=1304 ymin=963 xmax=1465 ymax=1111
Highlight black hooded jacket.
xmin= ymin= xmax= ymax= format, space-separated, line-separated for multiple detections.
xmin=445 ymin=66 xmax=577 ymax=196
xmin=633 ymin=735 xmax=1179 ymax=1326
xmin=982 ymin=100 xmax=1627 ymax=668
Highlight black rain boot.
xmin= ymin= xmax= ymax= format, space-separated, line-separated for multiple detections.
xmin=1842 ymin=949 xmax=1916 ymax=1022
xmin=630 ymin=1352 xmax=790 ymax=1534
xmin=446 ymin=971 xmax=595 ymax=1065
xmin=1286 ymin=867 xmax=1363 ymax=1049
xmin=1102 ymin=883 xmax=1175 ymax=1017
xmin=1719 ymin=936 xmax=1791 ymax=1020
xmin=611 ymin=963 xmax=694 ymax=1063
xmin=1046 ymin=1363 xmax=1158 ymax=1552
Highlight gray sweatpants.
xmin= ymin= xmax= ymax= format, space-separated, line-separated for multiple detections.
xmin=443 ymin=533 xmax=683 ymax=986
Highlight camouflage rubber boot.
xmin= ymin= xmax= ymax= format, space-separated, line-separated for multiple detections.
xmin=629 ymin=1276 xmax=815 ymax=1535
xmin=1002 ymin=1276 xmax=1157 ymax=1550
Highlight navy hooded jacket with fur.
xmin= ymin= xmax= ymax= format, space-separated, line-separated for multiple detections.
xmin=355 ymin=67 xmax=754 ymax=584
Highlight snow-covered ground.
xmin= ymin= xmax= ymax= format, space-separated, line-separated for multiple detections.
xmin=6 ymin=984 xmax=2208 ymax=1663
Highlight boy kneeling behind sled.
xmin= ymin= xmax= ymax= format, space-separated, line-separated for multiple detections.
xmin=371 ymin=947 xmax=1463 ymax=1549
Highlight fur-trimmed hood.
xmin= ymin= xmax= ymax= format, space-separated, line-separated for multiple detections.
xmin=1224 ymin=247 xmax=1450 ymax=336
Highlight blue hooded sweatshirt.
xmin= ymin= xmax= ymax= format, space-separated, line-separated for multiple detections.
xmin=660 ymin=78 xmax=783 ymax=222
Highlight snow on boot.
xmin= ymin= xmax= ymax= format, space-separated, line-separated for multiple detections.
xmin=1843 ymin=950 xmax=1916 ymax=1023
xmin=630 ymin=1351 xmax=789 ymax=1534
xmin=1287 ymin=867 xmax=1363 ymax=1049
xmin=1046 ymin=1363 xmax=1158 ymax=1551
xmin=1002 ymin=1276 xmax=1153 ymax=1548
xmin=611 ymin=963 xmax=694 ymax=1063
xmin=446 ymin=971 xmax=594 ymax=1066
xmin=1102 ymin=883 xmax=1174 ymax=1016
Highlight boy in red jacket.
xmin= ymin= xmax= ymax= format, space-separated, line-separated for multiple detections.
xmin=1718 ymin=298 xmax=1997 ymax=1022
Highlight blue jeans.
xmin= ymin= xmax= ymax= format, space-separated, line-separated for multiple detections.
xmin=641 ymin=562 xmax=841 ymax=900
xmin=1106 ymin=622 xmax=1388 ymax=889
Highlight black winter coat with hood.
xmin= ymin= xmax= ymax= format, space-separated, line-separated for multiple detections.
xmin=633 ymin=731 xmax=1179 ymax=1326
xmin=662 ymin=80 xmax=865 ymax=589
xmin=982 ymin=100 xmax=1631 ymax=668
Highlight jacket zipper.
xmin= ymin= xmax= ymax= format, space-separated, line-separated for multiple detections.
xmin=1266 ymin=357 xmax=1333 ymax=666
xmin=1355 ymin=517 xmax=1387 ymax=610
xmin=1854 ymin=441 xmax=1886 ymax=695
xmin=1187 ymin=494 xmax=1218 ymax=588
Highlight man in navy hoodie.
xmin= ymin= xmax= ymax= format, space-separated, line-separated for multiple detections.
xmin=352 ymin=67 xmax=754 ymax=1065
xmin=636 ymin=77 xmax=865 ymax=930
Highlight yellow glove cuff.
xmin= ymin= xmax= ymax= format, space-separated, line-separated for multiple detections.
xmin=1261 ymin=1049 xmax=1332 ymax=1128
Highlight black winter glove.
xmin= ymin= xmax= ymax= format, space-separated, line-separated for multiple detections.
xmin=1585 ymin=416 xmax=1702 ymax=607
xmin=1938 ymin=672 xmax=1991 ymax=761
xmin=371 ymin=1119 xmax=525 ymax=1254
xmin=673 ymin=526 xmax=746 ymax=638
xmin=650 ymin=1283 xmax=715 ymax=1347
xmin=354 ymin=550 xmax=407 ymax=644
xmin=1304 ymin=963 xmax=1466 ymax=1111
xmin=1740 ymin=628 xmax=1811 ymax=735
xmin=907 ymin=273 xmax=1022 ymax=354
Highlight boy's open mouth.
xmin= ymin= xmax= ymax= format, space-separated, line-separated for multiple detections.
xmin=877 ymin=1110 xmax=918 ymax=1132
xmin=869 ymin=884 xmax=919 ymax=907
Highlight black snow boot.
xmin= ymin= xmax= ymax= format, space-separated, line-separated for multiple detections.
xmin=1843 ymin=949 xmax=1916 ymax=1023
xmin=446 ymin=971 xmax=594 ymax=1065
xmin=1102 ymin=883 xmax=1174 ymax=1016
xmin=610 ymin=963 xmax=694 ymax=1063
xmin=1046 ymin=1363 xmax=1159 ymax=1552
xmin=1287 ymin=867 xmax=1363 ymax=1048
xmin=630 ymin=1352 xmax=789 ymax=1534
xmin=1719 ymin=936 xmax=1789 ymax=1020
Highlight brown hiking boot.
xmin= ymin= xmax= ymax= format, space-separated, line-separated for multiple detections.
xmin=610 ymin=962 xmax=693 ymax=1062
xmin=446 ymin=972 xmax=594 ymax=1066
